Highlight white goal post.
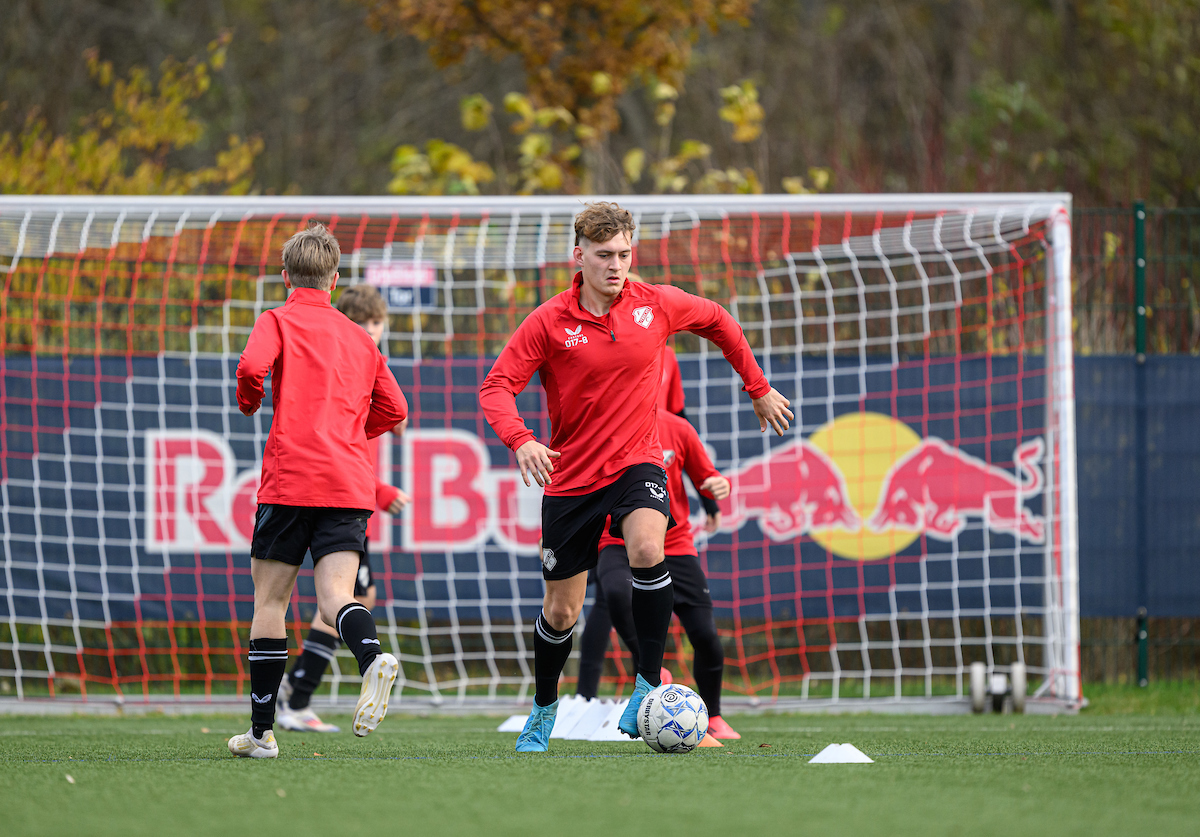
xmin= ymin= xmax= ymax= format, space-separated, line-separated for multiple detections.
xmin=0 ymin=193 xmax=1079 ymax=711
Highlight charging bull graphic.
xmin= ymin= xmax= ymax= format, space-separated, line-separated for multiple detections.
xmin=717 ymin=439 xmax=861 ymax=541
xmin=868 ymin=437 xmax=1046 ymax=543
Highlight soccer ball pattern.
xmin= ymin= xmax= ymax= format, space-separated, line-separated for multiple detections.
xmin=636 ymin=684 xmax=709 ymax=753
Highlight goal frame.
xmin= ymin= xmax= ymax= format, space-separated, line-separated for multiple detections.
xmin=0 ymin=193 xmax=1080 ymax=712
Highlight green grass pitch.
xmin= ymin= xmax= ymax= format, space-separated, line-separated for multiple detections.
xmin=3 ymin=690 xmax=1198 ymax=837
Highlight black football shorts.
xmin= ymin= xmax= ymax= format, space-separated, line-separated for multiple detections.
xmin=354 ymin=550 xmax=376 ymax=597
xmin=539 ymin=463 xmax=674 ymax=581
xmin=250 ymin=504 xmax=372 ymax=566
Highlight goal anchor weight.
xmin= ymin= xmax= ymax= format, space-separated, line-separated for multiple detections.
xmin=969 ymin=662 xmax=1027 ymax=714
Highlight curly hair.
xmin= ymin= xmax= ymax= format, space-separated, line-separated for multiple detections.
xmin=574 ymin=201 xmax=636 ymax=246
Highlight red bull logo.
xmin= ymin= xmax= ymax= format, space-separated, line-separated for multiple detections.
xmin=715 ymin=412 xmax=1045 ymax=560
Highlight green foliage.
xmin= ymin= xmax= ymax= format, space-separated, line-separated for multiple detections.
xmin=0 ymin=33 xmax=261 ymax=195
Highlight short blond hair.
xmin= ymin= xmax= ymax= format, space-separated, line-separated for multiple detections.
xmin=282 ymin=223 xmax=340 ymax=290
xmin=336 ymin=283 xmax=388 ymax=323
xmin=574 ymin=201 xmax=635 ymax=246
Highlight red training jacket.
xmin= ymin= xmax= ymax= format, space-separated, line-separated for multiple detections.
xmin=236 ymin=286 xmax=408 ymax=510
xmin=479 ymin=273 xmax=769 ymax=496
xmin=370 ymin=434 xmax=402 ymax=511
xmin=599 ymin=412 xmax=721 ymax=557
xmin=658 ymin=345 xmax=685 ymax=414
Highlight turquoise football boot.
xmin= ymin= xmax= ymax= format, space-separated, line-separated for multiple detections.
xmin=618 ymin=673 xmax=654 ymax=738
xmin=515 ymin=698 xmax=558 ymax=752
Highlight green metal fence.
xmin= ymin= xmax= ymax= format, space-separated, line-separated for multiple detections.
xmin=1075 ymin=205 xmax=1200 ymax=686
xmin=1075 ymin=205 xmax=1200 ymax=356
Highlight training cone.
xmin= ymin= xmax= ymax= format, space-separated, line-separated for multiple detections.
xmin=808 ymin=743 xmax=874 ymax=764
xmin=697 ymin=734 xmax=724 ymax=747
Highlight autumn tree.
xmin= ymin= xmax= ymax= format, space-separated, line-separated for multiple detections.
xmin=363 ymin=0 xmax=752 ymax=135
xmin=0 ymin=33 xmax=261 ymax=195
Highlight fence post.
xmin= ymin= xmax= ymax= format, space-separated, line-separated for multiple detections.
xmin=1133 ymin=200 xmax=1150 ymax=687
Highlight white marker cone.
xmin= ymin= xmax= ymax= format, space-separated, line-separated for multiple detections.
xmin=808 ymin=743 xmax=874 ymax=764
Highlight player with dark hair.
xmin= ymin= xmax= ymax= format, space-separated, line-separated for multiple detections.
xmin=227 ymin=225 xmax=408 ymax=758
xmin=576 ymin=411 xmax=741 ymax=739
xmin=480 ymin=201 xmax=792 ymax=752
xmin=275 ymin=283 xmax=412 ymax=733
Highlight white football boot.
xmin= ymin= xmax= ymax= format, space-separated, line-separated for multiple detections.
xmin=353 ymin=652 xmax=399 ymax=737
xmin=278 ymin=707 xmax=341 ymax=733
xmin=227 ymin=727 xmax=279 ymax=758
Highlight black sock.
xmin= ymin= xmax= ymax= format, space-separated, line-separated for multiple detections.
xmin=248 ymin=637 xmax=288 ymax=738
xmin=576 ymin=604 xmax=610 ymax=700
xmin=335 ymin=602 xmax=381 ymax=676
xmin=678 ymin=605 xmax=724 ymax=716
xmin=630 ymin=565 xmax=673 ymax=686
xmin=533 ymin=611 xmax=574 ymax=707
xmin=287 ymin=629 xmax=339 ymax=710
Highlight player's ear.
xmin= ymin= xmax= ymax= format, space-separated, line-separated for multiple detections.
xmin=329 ymin=271 xmax=339 ymax=292
xmin=573 ymin=245 xmax=584 ymax=265
xmin=281 ymin=269 xmax=293 ymax=290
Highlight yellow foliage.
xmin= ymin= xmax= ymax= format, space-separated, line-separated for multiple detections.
xmin=460 ymin=94 xmax=493 ymax=132
xmin=623 ymin=148 xmax=647 ymax=183
xmin=388 ymin=139 xmax=495 ymax=195
xmin=718 ymin=80 xmax=765 ymax=143
xmin=0 ymin=33 xmax=260 ymax=195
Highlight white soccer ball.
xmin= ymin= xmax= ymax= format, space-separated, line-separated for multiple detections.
xmin=636 ymin=683 xmax=709 ymax=754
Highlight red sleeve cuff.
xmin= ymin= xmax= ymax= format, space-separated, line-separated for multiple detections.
xmin=375 ymin=482 xmax=401 ymax=512
xmin=743 ymin=379 xmax=772 ymax=400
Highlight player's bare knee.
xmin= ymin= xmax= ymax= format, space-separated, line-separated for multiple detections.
xmin=544 ymin=602 xmax=579 ymax=632
xmin=625 ymin=540 xmax=665 ymax=569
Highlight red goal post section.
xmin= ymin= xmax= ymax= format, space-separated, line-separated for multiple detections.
xmin=0 ymin=195 xmax=1079 ymax=708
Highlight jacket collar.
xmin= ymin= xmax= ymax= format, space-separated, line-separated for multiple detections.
xmin=568 ymin=271 xmax=628 ymax=320
xmin=286 ymin=286 xmax=334 ymax=306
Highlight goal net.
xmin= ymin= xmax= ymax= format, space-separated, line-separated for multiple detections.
xmin=0 ymin=194 xmax=1080 ymax=710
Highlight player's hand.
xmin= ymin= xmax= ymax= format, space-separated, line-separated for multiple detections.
xmin=515 ymin=440 xmax=561 ymax=487
xmin=387 ymin=489 xmax=411 ymax=515
xmin=704 ymin=512 xmax=722 ymax=534
xmin=752 ymin=388 xmax=794 ymax=436
xmin=240 ymin=401 xmax=260 ymax=417
xmin=699 ymin=476 xmax=731 ymax=501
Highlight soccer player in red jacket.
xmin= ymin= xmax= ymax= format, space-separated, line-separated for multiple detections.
xmin=227 ymin=224 xmax=408 ymax=758
xmin=275 ymin=284 xmax=412 ymax=734
xmin=480 ymin=202 xmax=792 ymax=751
xmin=577 ymin=412 xmax=741 ymax=739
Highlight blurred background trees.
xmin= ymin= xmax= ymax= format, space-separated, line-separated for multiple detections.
xmin=1 ymin=0 xmax=1197 ymax=203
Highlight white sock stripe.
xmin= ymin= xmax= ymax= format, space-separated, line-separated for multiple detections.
xmin=248 ymin=652 xmax=289 ymax=661
xmin=302 ymin=641 xmax=337 ymax=660
xmin=632 ymin=573 xmax=672 ymax=591
xmin=534 ymin=614 xmax=573 ymax=645
xmin=336 ymin=604 xmax=371 ymax=638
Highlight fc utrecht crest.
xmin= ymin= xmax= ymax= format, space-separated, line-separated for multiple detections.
xmin=632 ymin=306 xmax=654 ymax=328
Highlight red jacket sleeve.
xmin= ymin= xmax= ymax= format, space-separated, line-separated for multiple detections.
xmin=375 ymin=479 xmax=401 ymax=511
xmin=479 ymin=312 xmax=548 ymax=451
xmin=659 ymin=346 xmax=685 ymax=414
xmin=365 ymin=353 xmax=408 ymax=440
xmin=235 ymin=311 xmax=281 ymax=416
xmin=680 ymin=422 xmax=721 ymax=494
xmin=656 ymin=285 xmax=771 ymax=399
